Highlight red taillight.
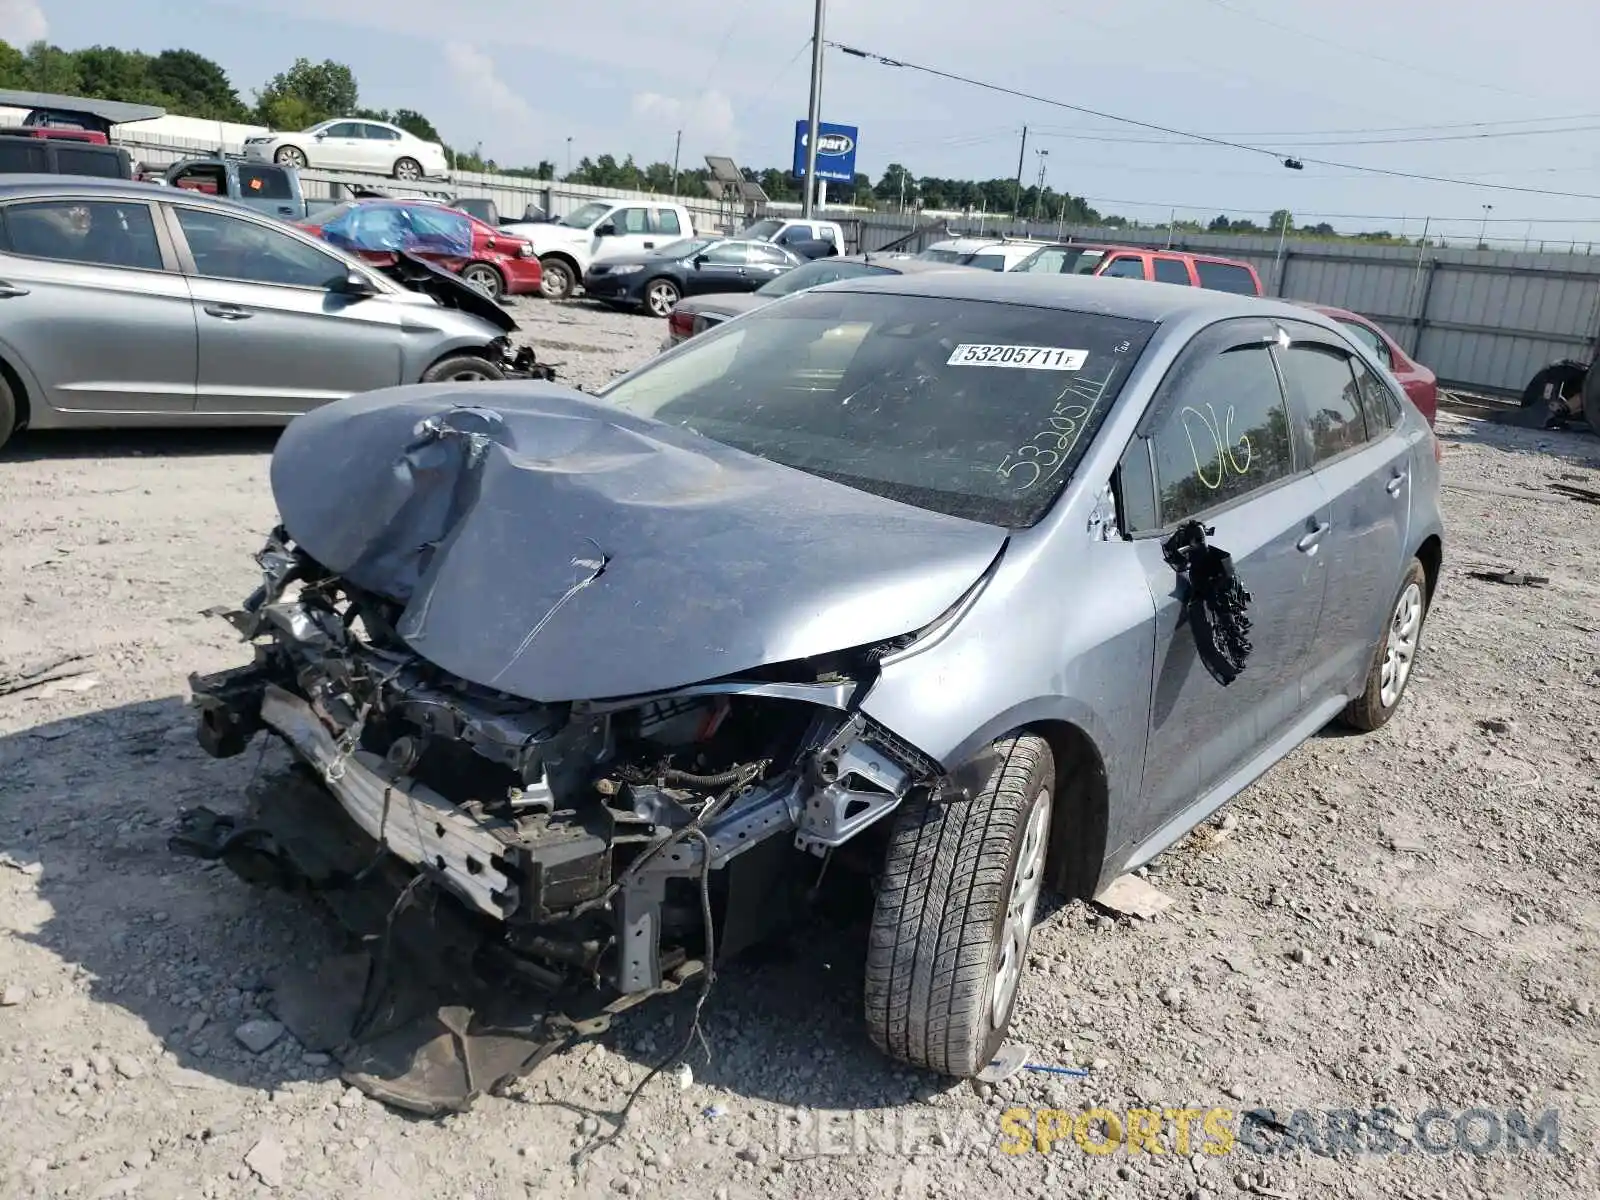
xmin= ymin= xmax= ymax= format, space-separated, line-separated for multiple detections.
xmin=668 ymin=310 xmax=694 ymax=338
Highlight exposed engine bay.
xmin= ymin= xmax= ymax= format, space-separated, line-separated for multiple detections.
xmin=187 ymin=527 xmax=939 ymax=1006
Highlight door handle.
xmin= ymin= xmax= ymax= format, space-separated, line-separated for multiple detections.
xmin=1296 ymin=520 xmax=1330 ymax=553
xmin=1386 ymin=473 xmax=1407 ymax=496
xmin=0 ymin=282 xmax=30 ymax=298
xmin=203 ymin=304 xmax=251 ymax=321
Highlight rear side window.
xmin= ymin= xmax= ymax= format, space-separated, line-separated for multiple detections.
xmin=239 ymin=165 xmax=293 ymax=199
xmin=1338 ymin=318 xmax=1392 ymax=368
xmin=1278 ymin=343 xmax=1366 ymax=464
xmin=1153 ymin=257 xmax=1191 ymax=285
xmin=1350 ymin=355 xmax=1402 ymax=434
xmin=651 ymin=209 xmax=681 ymax=236
xmin=1099 ymin=256 xmax=1146 ymax=280
xmin=615 ymin=207 xmax=650 ymax=234
xmin=750 ymin=244 xmax=791 ymax=265
xmin=1194 ymin=261 xmax=1258 ymax=295
xmin=0 ymin=139 xmax=49 ymax=173
xmin=0 ymin=199 xmax=163 ymax=270
xmin=1143 ymin=343 xmax=1295 ymax=526
xmin=54 ymin=146 xmax=125 ymax=179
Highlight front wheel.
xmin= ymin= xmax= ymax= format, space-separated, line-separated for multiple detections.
xmin=864 ymin=734 xmax=1055 ymax=1078
xmin=274 ymin=145 xmax=307 ymax=170
xmin=0 ymin=373 xmax=17 ymax=453
xmin=420 ymin=354 xmax=506 ymax=384
xmin=539 ymin=257 xmax=575 ymax=300
xmin=460 ymin=263 xmax=504 ymax=301
xmin=644 ymin=277 xmax=681 ymax=318
xmin=1341 ymin=558 xmax=1428 ymax=732
xmin=393 ymin=157 xmax=423 ymax=181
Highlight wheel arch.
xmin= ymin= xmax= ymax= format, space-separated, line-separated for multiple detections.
xmin=0 ymin=345 xmax=32 ymax=432
xmin=1024 ymin=719 xmax=1111 ymax=900
xmin=1414 ymin=533 xmax=1443 ymax=605
xmin=417 ymin=341 xmax=504 ymax=381
xmin=538 ymin=250 xmax=580 ymax=272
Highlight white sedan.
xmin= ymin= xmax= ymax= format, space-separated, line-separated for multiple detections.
xmin=243 ymin=119 xmax=449 ymax=181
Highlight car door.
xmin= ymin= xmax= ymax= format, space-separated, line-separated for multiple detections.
xmin=1098 ymin=253 xmax=1149 ymax=281
xmin=1116 ymin=318 xmax=1331 ymax=842
xmin=745 ymin=242 xmax=794 ymax=288
xmin=313 ymin=122 xmax=365 ymax=171
xmin=649 ymin=206 xmax=683 ymax=245
xmin=166 ymin=203 xmax=405 ymax=415
xmin=0 ymin=196 xmax=197 ymax=413
xmin=1273 ymin=320 xmax=1412 ymax=704
xmin=356 ymin=124 xmax=400 ymax=172
xmin=683 ymin=241 xmax=750 ymax=295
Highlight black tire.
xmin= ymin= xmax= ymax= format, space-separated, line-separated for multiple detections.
xmin=864 ymin=734 xmax=1055 ymax=1078
xmin=393 ymin=157 xmax=423 ymax=181
xmin=420 ymin=354 xmax=506 ymax=384
xmin=0 ymin=373 xmax=16 ymax=453
xmin=1340 ymin=558 xmax=1428 ymax=732
xmin=1583 ymin=360 xmax=1600 ymax=437
xmin=1520 ymin=359 xmax=1587 ymax=410
xmin=460 ymin=263 xmax=504 ymax=301
xmin=274 ymin=145 xmax=307 ymax=169
xmin=540 ymin=257 xmax=575 ymax=300
xmin=643 ymin=277 xmax=681 ymax=318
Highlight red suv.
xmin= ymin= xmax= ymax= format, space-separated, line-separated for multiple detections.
xmin=1011 ymin=243 xmax=1262 ymax=295
xmin=300 ymin=199 xmax=541 ymax=301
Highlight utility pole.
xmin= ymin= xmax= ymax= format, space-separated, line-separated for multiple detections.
xmin=671 ymin=129 xmax=682 ymax=197
xmin=802 ymin=0 xmax=827 ymax=218
xmin=565 ymin=136 xmax=572 ymax=178
xmin=1478 ymin=203 xmax=1493 ymax=248
xmin=1011 ymin=126 xmax=1028 ymax=227
xmin=1032 ymin=148 xmax=1049 ymax=221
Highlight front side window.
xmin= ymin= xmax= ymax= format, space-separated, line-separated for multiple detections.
xmin=1099 ymin=256 xmax=1147 ymax=279
xmin=175 ymin=207 xmax=345 ymax=288
xmin=0 ymin=199 xmax=163 ymax=271
xmin=598 ymin=290 xmax=1155 ymax=526
xmin=703 ymin=242 xmax=748 ymax=265
xmin=324 ymin=122 xmax=363 ymax=138
xmin=1144 ymin=343 xmax=1295 ymax=526
xmin=1278 ymin=342 xmax=1367 ymax=464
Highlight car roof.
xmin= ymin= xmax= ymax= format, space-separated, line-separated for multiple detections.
xmin=815 ymin=268 xmax=1320 ymax=325
xmin=1291 ymin=299 xmax=1362 ymax=322
xmin=0 ymin=175 xmax=261 ymax=213
xmin=1016 ymin=241 xmax=1254 ymax=266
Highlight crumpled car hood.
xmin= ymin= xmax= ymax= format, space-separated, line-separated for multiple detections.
xmin=269 ymin=386 xmax=1008 ymax=702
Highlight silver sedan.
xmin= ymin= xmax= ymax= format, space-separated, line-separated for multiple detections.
xmin=0 ymin=176 xmax=533 ymax=451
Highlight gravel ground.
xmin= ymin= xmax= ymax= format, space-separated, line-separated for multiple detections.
xmin=2 ymin=304 xmax=1598 ymax=1200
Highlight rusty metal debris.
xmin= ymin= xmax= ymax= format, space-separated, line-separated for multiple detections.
xmin=1467 ymin=569 xmax=1549 ymax=587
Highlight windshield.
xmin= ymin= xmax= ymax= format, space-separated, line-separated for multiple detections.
xmin=656 ymin=236 xmax=720 ymax=259
xmin=742 ymin=219 xmax=784 ymax=239
xmin=756 ymin=259 xmax=894 ymax=297
xmin=1012 ymin=246 xmax=1109 ymax=276
xmin=598 ymin=290 xmax=1154 ymax=526
xmin=559 ymin=201 xmax=612 ymax=229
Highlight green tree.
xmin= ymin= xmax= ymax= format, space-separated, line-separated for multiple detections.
xmin=1269 ymin=209 xmax=1294 ymax=232
xmin=254 ymin=58 xmax=359 ymax=129
xmin=21 ymin=41 xmax=82 ymax=93
xmin=146 ymin=48 xmax=248 ymax=120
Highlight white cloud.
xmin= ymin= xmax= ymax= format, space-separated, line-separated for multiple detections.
xmin=0 ymin=0 xmax=47 ymax=43
xmin=442 ymin=42 xmax=535 ymax=126
xmin=630 ymin=89 xmax=737 ymax=152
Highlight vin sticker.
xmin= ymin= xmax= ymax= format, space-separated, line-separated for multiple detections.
xmin=946 ymin=344 xmax=1088 ymax=370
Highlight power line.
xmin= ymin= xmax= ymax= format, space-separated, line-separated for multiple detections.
xmin=829 ymin=41 xmax=1600 ymax=202
xmin=1060 ymin=194 xmax=1600 ymax=226
xmin=1171 ymin=112 xmax=1600 ymax=137
xmin=1028 ymin=123 xmax=1600 ymax=149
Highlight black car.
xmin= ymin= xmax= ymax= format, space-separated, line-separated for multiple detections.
xmin=582 ymin=237 xmax=802 ymax=317
xmin=665 ymin=253 xmax=954 ymax=346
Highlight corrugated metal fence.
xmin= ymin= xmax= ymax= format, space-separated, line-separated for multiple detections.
xmin=101 ymin=129 xmax=1600 ymax=397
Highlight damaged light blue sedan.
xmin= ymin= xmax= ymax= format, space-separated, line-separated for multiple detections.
xmin=188 ymin=272 xmax=1444 ymax=1079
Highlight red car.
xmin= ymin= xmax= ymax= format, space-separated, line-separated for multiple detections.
xmin=299 ymin=199 xmax=541 ymax=301
xmin=1295 ymin=301 xmax=1437 ymax=426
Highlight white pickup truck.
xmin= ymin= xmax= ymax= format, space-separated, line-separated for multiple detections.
xmin=500 ymin=200 xmax=698 ymax=299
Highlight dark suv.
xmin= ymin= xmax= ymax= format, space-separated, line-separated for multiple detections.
xmin=0 ymin=134 xmax=131 ymax=179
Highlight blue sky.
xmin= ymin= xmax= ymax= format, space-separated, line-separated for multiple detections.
xmin=12 ymin=0 xmax=1600 ymax=243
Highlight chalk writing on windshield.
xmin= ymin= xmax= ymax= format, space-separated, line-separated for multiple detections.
xmin=995 ymin=363 xmax=1120 ymax=492
xmin=1179 ymin=402 xmax=1253 ymax=490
